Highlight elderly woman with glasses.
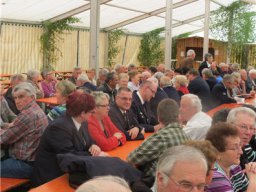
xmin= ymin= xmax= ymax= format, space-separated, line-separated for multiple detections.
xmin=88 ymin=91 xmax=126 ymax=151
xmin=205 ymin=122 xmax=256 ymax=192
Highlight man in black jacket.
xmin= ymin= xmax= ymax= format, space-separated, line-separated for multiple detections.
xmin=109 ymin=87 xmax=144 ymax=140
xmin=198 ymin=53 xmax=213 ymax=76
xmin=97 ymin=72 xmax=118 ymax=103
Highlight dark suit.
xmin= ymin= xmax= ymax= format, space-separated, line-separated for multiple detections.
xmin=206 ymin=77 xmax=217 ymax=91
xmin=163 ymin=86 xmax=180 ymax=104
xmin=109 ymin=103 xmax=144 ymax=140
xmin=31 ymin=115 xmax=93 ymax=187
xmin=131 ymin=91 xmax=158 ymax=132
xmin=188 ymin=76 xmax=212 ymax=111
xmin=198 ymin=61 xmax=209 ymax=76
xmin=211 ymin=82 xmax=236 ymax=107
xmin=4 ymin=87 xmax=20 ymax=115
xmin=97 ymin=83 xmax=117 ymax=103
xmin=149 ymin=87 xmax=168 ymax=119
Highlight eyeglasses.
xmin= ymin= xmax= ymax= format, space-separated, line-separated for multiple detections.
xmin=97 ymin=104 xmax=109 ymax=108
xmin=148 ymin=86 xmax=156 ymax=94
xmin=117 ymin=96 xmax=132 ymax=101
xmin=162 ymin=172 xmax=206 ymax=192
xmin=235 ymin=123 xmax=256 ymax=133
xmin=225 ymin=144 xmax=242 ymax=152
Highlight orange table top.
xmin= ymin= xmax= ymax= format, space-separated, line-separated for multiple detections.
xmin=108 ymin=133 xmax=152 ymax=161
xmin=207 ymin=98 xmax=255 ymax=117
xmin=0 ymin=74 xmax=11 ymax=78
xmin=36 ymin=97 xmax=58 ymax=105
xmin=29 ymin=174 xmax=73 ymax=192
xmin=0 ymin=178 xmax=29 ymax=192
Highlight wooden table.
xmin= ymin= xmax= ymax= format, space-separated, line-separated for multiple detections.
xmin=108 ymin=133 xmax=152 ymax=161
xmin=0 ymin=178 xmax=29 ymax=192
xmin=36 ymin=97 xmax=58 ymax=105
xmin=0 ymin=74 xmax=11 ymax=79
xmin=28 ymin=133 xmax=152 ymax=192
xmin=36 ymin=97 xmax=58 ymax=111
xmin=29 ymin=174 xmax=73 ymax=192
xmin=207 ymin=97 xmax=255 ymax=117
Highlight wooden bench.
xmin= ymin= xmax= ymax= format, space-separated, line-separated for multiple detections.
xmin=0 ymin=178 xmax=29 ymax=192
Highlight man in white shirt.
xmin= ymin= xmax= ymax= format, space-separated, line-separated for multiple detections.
xmin=179 ymin=94 xmax=212 ymax=140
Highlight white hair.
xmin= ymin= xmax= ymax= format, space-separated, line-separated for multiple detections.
xmin=77 ymin=73 xmax=90 ymax=82
xmin=249 ymin=69 xmax=256 ymax=75
xmin=227 ymin=107 xmax=256 ymax=123
xmin=12 ymin=82 xmax=36 ymax=99
xmin=156 ymin=145 xmax=207 ymax=185
xmin=181 ymin=94 xmax=202 ymax=112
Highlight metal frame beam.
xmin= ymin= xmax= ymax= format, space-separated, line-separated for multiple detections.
xmin=49 ymin=0 xmax=112 ymax=22
xmin=103 ymin=0 xmax=198 ymax=31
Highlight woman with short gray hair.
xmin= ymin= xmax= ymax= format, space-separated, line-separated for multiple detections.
xmin=27 ymin=69 xmax=44 ymax=99
xmin=87 ymin=91 xmax=126 ymax=151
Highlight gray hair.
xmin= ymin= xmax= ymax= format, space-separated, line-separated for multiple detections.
xmin=76 ymin=176 xmax=131 ymax=192
xmin=249 ymin=69 xmax=256 ymax=75
xmin=202 ymin=68 xmax=214 ymax=78
xmin=27 ymin=69 xmax=40 ymax=80
xmin=222 ymin=74 xmax=235 ymax=84
xmin=12 ymin=82 xmax=36 ymax=99
xmin=147 ymin=77 xmax=159 ymax=86
xmin=227 ymin=107 xmax=256 ymax=123
xmin=156 ymin=145 xmax=207 ymax=185
xmin=55 ymin=80 xmax=76 ymax=97
xmin=114 ymin=64 xmax=123 ymax=71
xmin=10 ymin=74 xmax=25 ymax=83
xmin=160 ymin=76 xmax=172 ymax=87
xmin=77 ymin=73 xmax=90 ymax=82
xmin=91 ymin=91 xmax=109 ymax=105
xmin=181 ymin=94 xmax=202 ymax=112
xmin=187 ymin=49 xmax=195 ymax=57
xmin=153 ymin=72 xmax=164 ymax=81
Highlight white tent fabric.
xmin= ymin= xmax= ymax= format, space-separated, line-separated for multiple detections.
xmin=1 ymin=0 xmax=255 ymax=36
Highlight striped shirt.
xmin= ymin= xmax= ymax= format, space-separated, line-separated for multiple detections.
xmin=47 ymin=104 xmax=66 ymax=121
xmin=206 ymin=162 xmax=249 ymax=192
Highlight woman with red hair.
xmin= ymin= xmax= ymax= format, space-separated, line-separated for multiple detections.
xmin=32 ymin=90 xmax=105 ymax=187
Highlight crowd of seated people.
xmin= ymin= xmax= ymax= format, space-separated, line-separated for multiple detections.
xmin=1 ymin=57 xmax=256 ymax=192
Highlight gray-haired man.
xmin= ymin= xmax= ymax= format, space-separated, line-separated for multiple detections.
xmin=0 ymin=82 xmax=48 ymax=178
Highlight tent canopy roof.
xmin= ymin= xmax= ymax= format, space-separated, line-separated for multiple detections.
xmin=1 ymin=0 xmax=255 ymax=37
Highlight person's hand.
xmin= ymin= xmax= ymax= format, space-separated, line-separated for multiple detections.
xmin=250 ymin=90 xmax=255 ymax=97
xmin=113 ymin=132 xmax=123 ymax=139
xmin=154 ymin=123 xmax=164 ymax=132
xmin=141 ymin=128 xmax=145 ymax=135
xmin=128 ymin=127 xmax=139 ymax=139
xmin=89 ymin=144 xmax=101 ymax=156
xmin=98 ymin=151 xmax=109 ymax=157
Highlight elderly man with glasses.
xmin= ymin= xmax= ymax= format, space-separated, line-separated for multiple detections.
xmin=109 ymin=87 xmax=144 ymax=141
xmin=154 ymin=145 xmax=207 ymax=192
xmin=227 ymin=107 xmax=256 ymax=169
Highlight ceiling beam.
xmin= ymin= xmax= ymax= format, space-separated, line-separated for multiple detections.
xmin=210 ymin=0 xmax=226 ymax=7
xmin=103 ymin=0 xmax=198 ymax=31
xmin=172 ymin=14 xmax=205 ymax=28
xmin=49 ymin=0 xmax=112 ymax=22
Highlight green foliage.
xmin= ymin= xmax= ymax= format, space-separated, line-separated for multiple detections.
xmin=210 ymin=1 xmax=256 ymax=63
xmin=138 ymin=27 xmax=165 ymax=67
xmin=107 ymin=29 xmax=125 ymax=67
xmin=40 ymin=17 xmax=80 ymax=71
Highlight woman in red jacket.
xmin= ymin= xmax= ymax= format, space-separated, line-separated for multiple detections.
xmin=88 ymin=91 xmax=126 ymax=151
